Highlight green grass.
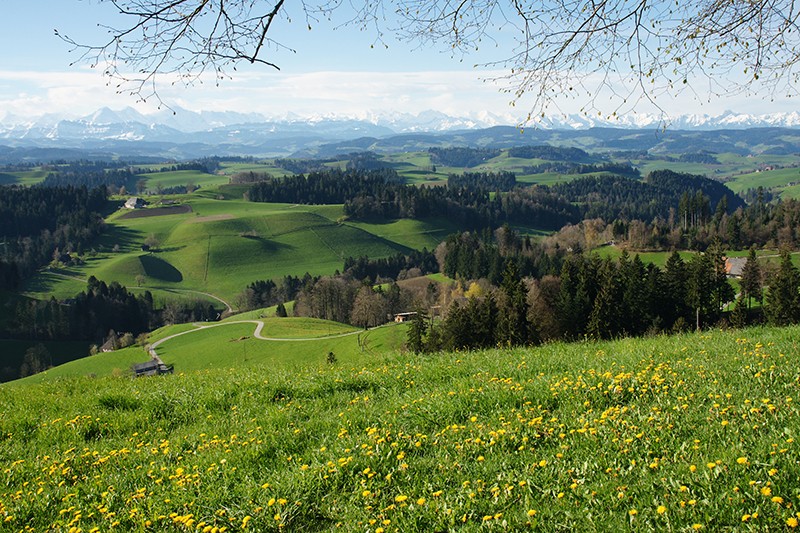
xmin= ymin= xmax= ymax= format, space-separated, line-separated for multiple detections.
xmin=138 ymin=170 xmax=230 ymax=191
xmin=0 ymin=169 xmax=49 ymax=186
xmin=15 ymin=317 xmax=405 ymax=381
xmin=725 ymin=167 xmax=800 ymax=198
xmin=20 ymin=199 xmax=427 ymax=305
xmin=1 ymin=325 xmax=799 ymax=531
xmin=219 ymin=162 xmax=288 ymax=176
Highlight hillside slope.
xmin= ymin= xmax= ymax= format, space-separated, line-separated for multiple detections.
xmin=1 ymin=326 xmax=798 ymax=531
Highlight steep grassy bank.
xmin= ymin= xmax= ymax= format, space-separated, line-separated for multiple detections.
xmin=1 ymin=326 xmax=799 ymax=531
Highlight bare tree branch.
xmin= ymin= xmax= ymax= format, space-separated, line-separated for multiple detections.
xmin=59 ymin=0 xmax=800 ymax=121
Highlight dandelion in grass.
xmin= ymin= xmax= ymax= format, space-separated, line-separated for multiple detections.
xmin=656 ymin=505 xmax=667 ymax=515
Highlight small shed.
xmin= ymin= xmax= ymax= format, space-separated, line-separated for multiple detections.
xmin=132 ymin=360 xmax=174 ymax=377
xmin=125 ymin=197 xmax=147 ymax=209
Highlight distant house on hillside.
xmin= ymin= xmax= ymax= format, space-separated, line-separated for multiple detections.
xmin=125 ymin=197 xmax=147 ymax=209
xmin=394 ymin=312 xmax=417 ymax=323
xmin=132 ymin=359 xmax=174 ymax=377
xmin=725 ymin=257 xmax=747 ymax=278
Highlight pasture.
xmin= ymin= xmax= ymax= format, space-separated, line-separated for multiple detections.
xmin=21 ymin=197 xmax=452 ymax=305
xmin=1 ymin=325 xmax=798 ymax=531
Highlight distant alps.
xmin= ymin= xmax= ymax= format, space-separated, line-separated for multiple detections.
xmin=2 ymin=106 xmax=800 ymax=161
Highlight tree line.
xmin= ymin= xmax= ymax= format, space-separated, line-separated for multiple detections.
xmin=8 ymin=276 xmax=219 ymax=344
xmin=245 ymin=167 xmax=741 ymax=237
xmin=409 ymin=238 xmax=799 ymax=354
xmin=0 ymin=185 xmax=108 ymax=287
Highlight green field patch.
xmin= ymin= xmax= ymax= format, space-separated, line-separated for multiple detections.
xmin=346 ymin=217 xmax=457 ymax=251
xmin=118 ymin=204 xmax=193 ymax=219
xmin=725 ymin=167 xmax=800 ymax=195
xmin=219 ymin=162 xmax=286 ymax=175
xmin=144 ymin=321 xmax=404 ymax=372
xmin=3 ymin=169 xmax=49 ymax=185
xmin=21 ymin=271 xmax=88 ymax=301
xmin=139 ymin=254 xmax=183 ymax=282
xmin=138 ymin=170 xmax=229 ymax=190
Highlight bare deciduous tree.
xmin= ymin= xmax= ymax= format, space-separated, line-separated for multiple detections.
xmin=60 ymin=0 xmax=800 ymax=120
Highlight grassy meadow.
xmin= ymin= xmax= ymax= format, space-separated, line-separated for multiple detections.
xmin=14 ymin=317 xmax=407 ymax=383
xmin=1 ymin=325 xmax=799 ymax=531
xmin=21 ymin=197 xmax=450 ymax=306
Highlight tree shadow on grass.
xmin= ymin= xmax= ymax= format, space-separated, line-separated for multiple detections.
xmin=139 ymin=254 xmax=183 ymax=282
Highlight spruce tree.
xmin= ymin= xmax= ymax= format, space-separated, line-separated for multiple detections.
xmin=740 ymin=248 xmax=762 ymax=309
xmin=766 ymin=249 xmax=800 ymax=326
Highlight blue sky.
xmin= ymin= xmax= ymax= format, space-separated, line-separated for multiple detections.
xmin=1 ymin=0 xmax=796 ymax=122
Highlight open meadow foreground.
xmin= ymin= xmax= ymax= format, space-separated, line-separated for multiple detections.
xmin=2 ymin=325 xmax=799 ymax=531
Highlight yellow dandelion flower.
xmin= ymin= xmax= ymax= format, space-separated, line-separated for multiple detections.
xmin=772 ymin=496 xmax=784 ymax=504
xmin=689 ymin=465 xmax=697 ymax=473
xmin=656 ymin=505 xmax=667 ymax=515
xmin=692 ymin=524 xmax=703 ymax=530
xmin=395 ymin=495 xmax=408 ymax=503
xmin=787 ymin=517 xmax=798 ymax=528
xmin=416 ymin=498 xmax=426 ymax=506
xmin=706 ymin=462 xmax=716 ymax=469
xmin=736 ymin=457 xmax=748 ymax=465
xmin=742 ymin=514 xmax=751 ymax=522
xmin=527 ymin=510 xmax=537 ymax=517
xmin=629 ymin=509 xmax=638 ymax=516
xmin=760 ymin=487 xmax=772 ymax=497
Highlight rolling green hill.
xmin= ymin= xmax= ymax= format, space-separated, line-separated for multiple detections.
xmin=21 ymin=197 xmax=448 ymax=306
xmin=1 ymin=325 xmax=798 ymax=531
xmin=16 ymin=317 xmax=407 ymax=382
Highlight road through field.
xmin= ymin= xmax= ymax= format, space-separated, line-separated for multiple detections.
xmin=147 ymin=320 xmax=380 ymax=358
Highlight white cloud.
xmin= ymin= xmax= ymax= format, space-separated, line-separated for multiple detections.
xmin=0 ymin=67 xmax=523 ymax=120
xmin=1 ymin=66 xmax=796 ymax=124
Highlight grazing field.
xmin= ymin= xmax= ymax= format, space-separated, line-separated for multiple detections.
xmin=1 ymin=325 xmax=799 ymax=531
xmin=0 ymin=169 xmax=49 ymax=185
xmin=21 ymin=197 xmax=452 ymax=305
xmin=16 ymin=317 xmax=406 ymax=382
xmin=138 ymin=170 xmax=230 ymax=191
xmin=725 ymin=167 xmax=800 ymax=198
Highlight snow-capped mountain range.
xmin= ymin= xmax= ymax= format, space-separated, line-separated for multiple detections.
xmin=1 ymin=106 xmax=800 ymax=159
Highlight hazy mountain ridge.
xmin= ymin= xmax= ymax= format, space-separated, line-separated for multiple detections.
xmin=2 ymin=106 xmax=800 ymax=161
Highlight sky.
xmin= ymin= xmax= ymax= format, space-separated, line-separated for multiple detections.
xmin=1 ymin=0 xmax=797 ymax=123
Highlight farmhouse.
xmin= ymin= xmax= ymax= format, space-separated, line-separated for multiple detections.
xmin=132 ymin=359 xmax=174 ymax=377
xmin=125 ymin=197 xmax=147 ymax=209
xmin=394 ymin=312 xmax=417 ymax=323
xmin=725 ymin=257 xmax=747 ymax=278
